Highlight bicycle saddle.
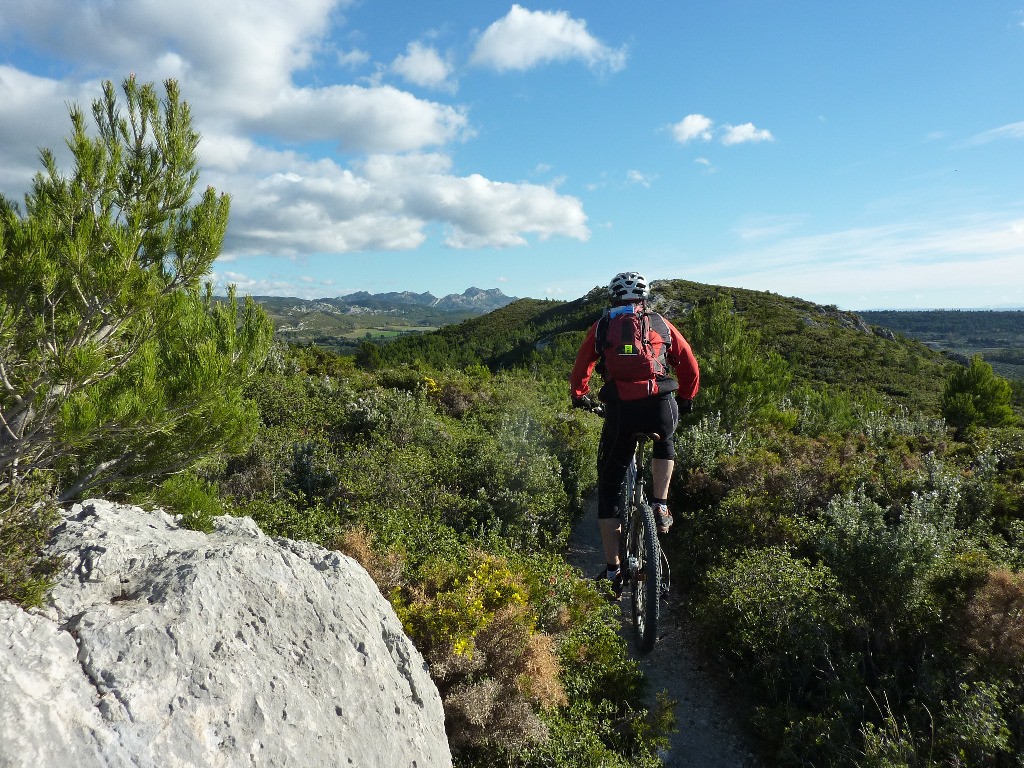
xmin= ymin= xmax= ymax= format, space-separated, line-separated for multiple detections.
xmin=631 ymin=431 xmax=663 ymax=441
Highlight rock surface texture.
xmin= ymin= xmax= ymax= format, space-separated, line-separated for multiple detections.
xmin=0 ymin=500 xmax=451 ymax=768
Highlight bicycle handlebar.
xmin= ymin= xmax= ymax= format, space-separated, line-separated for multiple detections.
xmin=574 ymin=395 xmax=605 ymax=417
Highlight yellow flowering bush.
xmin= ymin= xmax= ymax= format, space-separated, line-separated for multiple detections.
xmin=393 ymin=552 xmax=531 ymax=657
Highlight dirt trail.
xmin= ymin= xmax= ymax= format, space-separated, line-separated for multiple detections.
xmin=564 ymin=498 xmax=764 ymax=768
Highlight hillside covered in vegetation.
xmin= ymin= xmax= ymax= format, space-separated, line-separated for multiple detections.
xmin=861 ymin=309 xmax=1024 ymax=382
xmin=370 ymin=280 xmax=955 ymax=414
xmin=251 ymin=288 xmax=518 ymax=354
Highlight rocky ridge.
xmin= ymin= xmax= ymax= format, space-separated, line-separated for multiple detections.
xmin=0 ymin=500 xmax=451 ymax=768
xmin=259 ymin=287 xmax=517 ymax=317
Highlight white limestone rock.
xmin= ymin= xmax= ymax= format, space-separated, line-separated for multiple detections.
xmin=0 ymin=500 xmax=451 ymax=768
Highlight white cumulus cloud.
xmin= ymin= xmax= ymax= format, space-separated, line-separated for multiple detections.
xmin=200 ymin=147 xmax=588 ymax=257
xmin=721 ymin=122 xmax=774 ymax=146
xmin=671 ymin=114 xmax=714 ymax=144
xmin=247 ymin=85 xmax=471 ymax=153
xmin=470 ymin=4 xmax=627 ymax=73
xmin=671 ymin=115 xmax=774 ymax=146
xmin=358 ymin=153 xmax=590 ymax=248
xmin=0 ymin=0 xmax=593 ymax=267
xmin=391 ymin=42 xmax=454 ymax=90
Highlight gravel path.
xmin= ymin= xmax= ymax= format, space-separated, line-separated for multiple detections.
xmin=564 ymin=498 xmax=764 ymax=767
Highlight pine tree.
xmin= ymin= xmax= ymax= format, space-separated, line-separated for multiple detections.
xmin=685 ymin=297 xmax=792 ymax=429
xmin=0 ymin=77 xmax=272 ymax=500
xmin=942 ymin=355 xmax=1016 ymax=437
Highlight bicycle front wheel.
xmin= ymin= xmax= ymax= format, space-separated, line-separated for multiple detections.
xmin=629 ymin=502 xmax=661 ymax=654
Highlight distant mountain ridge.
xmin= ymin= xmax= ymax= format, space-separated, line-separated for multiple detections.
xmin=255 ymin=287 xmax=517 ymax=316
xmin=247 ymin=288 xmax=519 ymax=353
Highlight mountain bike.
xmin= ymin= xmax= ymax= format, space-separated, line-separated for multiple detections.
xmin=619 ymin=430 xmax=671 ymax=654
xmin=583 ymin=401 xmax=670 ymax=654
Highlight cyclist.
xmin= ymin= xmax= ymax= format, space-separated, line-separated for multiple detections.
xmin=569 ymin=272 xmax=700 ymax=592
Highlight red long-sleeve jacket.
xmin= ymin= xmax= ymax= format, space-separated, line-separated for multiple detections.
xmin=569 ymin=310 xmax=700 ymax=402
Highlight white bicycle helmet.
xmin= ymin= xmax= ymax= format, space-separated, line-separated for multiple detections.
xmin=608 ymin=271 xmax=649 ymax=302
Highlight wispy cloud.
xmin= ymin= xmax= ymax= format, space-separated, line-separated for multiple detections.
xmin=210 ymin=270 xmax=341 ymax=300
xmin=688 ymin=211 xmax=1024 ymax=308
xmin=338 ymin=49 xmax=370 ymax=68
xmin=733 ymin=214 xmax=807 ymax=241
xmin=694 ymin=157 xmax=717 ymax=174
xmin=961 ymin=121 xmax=1024 ymax=146
xmin=470 ymin=4 xmax=627 ymax=73
xmin=626 ymin=170 xmax=656 ymax=187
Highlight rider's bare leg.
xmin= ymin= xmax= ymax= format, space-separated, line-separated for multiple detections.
xmin=652 ymin=458 xmax=674 ymax=502
xmin=599 ymin=518 xmax=621 ymax=566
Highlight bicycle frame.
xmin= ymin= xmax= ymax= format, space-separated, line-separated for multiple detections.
xmin=583 ymin=400 xmax=670 ymax=654
xmin=617 ymin=433 xmax=669 ymax=654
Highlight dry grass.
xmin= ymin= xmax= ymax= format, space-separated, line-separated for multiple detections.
xmin=520 ymin=632 xmax=567 ymax=708
xmin=332 ymin=525 xmax=404 ymax=595
xmin=443 ymin=678 xmax=547 ymax=751
xmin=964 ymin=567 xmax=1024 ymax=667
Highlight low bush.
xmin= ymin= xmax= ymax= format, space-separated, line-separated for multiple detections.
xmin=150 ymin=472 xmax=227 ymax=533
xmin=698 ymin=546 xmax=852 ymax=704
xmin=0 ymin=474 xmax=61 ymax=608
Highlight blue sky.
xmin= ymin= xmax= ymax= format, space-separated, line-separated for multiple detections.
xmin=2 ymin=2 xmax=1023 ymax=309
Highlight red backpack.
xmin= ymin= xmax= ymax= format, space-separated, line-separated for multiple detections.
xmin=595 ymin=303 xmax=669 ymax=400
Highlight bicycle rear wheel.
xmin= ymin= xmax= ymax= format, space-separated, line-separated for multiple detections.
xmin=629 ymin=502 xmax=661 ymax=654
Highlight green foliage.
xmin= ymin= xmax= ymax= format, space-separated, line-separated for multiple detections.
xmin=813 ymin=485 xmax=958 ymax=629
xmin=0 ymin=76 xmax=271 ymax=499
xmin=202 ymin=344 xmax=666 ymax=765
xmin=260 ymin=281 xmax=1024 ymax=767
xmin=151 ymin=472 xmax=226 ymax=533
xmin=699 ymin=546 xmax=851 ymax=699
xmin=654 ymin=280 xmax=952 ymax=414
xmin=859 ymin=706 xmax=931 ymax=768
xmin=673 ymin=384 xmax=1024 ymax=765
xmin=682 ymin=297 xmax=792 ymax=429
xmin=937 ymin=681 xmax=1014 ymax=766
xmin=942 ymin=355 xmax=1016 ymax=436
xmin=0 ymin=474 xmax=61 ymax=607
xmin=673 ymin=412 xmax=745 ymax=473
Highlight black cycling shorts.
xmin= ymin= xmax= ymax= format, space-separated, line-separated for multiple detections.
xmin=596 ymin=394 xmax=679 ymax=520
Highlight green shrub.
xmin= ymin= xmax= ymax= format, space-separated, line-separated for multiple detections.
xmin=684 ymin=297 xmax=793 ymax=430
xmin=937 ymin=682 xmax=1013 ymax=766
xmin=674 ymin=412 xmax=744 ymax=474
xmin=859 ymin=709 xmax=931 ymax=768
xmin=791 ymin=384 xmax=866 ymax=437
xmin=243 ymin=494 xmax=344 ymax=544
xmin=151 ymin=472 xmax=226 ymax=533
xmin=0 ymin=474 xmax=61 ymax=607
xmin=812 ymin=474 xmax=964 ymax=626
xmin=698 ymin=546 xmax=851 ymax=700
xmin=943 ymin=356 xmax=1016 ymax=437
